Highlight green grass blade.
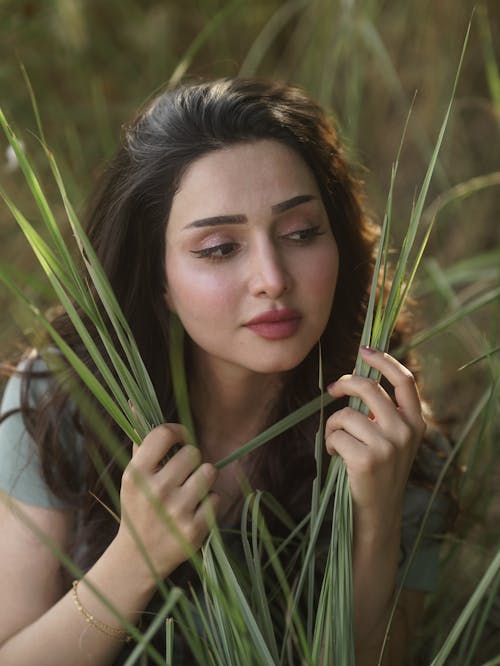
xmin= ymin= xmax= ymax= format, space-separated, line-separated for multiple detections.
xmin=0 ymin=270 xmax=137 ymax=440
xmin=216 ymin=392 xmax=336 ymax=469
xmin=393 ymin=285 xmax=500 ymax=357
xmin=168 ymin=314 xmax=196 ymax=443
xmin=430 ymin=549 xmax=500 ymax=666
xmin=168 ymin=0 xmax=244 ymax=87
xmin=45 ymin=151 xmax=164 ymax=425
xmin=458 ymin=345 xmax=500 ymax=371
xmin=122 ymin=591 xmax=182 ymax=666
xmin=0 ymin=110 xmax=83 ymax=287
xmin=379 ymin=385 xmax=494 ymax=664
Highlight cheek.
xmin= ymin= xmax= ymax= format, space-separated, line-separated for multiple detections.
xmin=300 ymin=247 xmax=339 ymax=303
xmin=166 ymin=262 xmax=237 ymax=317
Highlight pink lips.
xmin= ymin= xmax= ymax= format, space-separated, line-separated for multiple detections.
xmin=244 ymin=308 xmax=301 ymax=340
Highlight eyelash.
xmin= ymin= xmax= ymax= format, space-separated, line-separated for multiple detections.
xmin=190 ymin=226 xmax=325 ymax=261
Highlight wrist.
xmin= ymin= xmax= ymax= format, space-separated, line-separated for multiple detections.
xmin=354 ymin=518 xmax=400 ymax=550
xmin=106 ymin=532 xmax=164 ymax=597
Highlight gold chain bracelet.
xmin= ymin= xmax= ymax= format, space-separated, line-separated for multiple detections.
xmin=71 ymin=580 xmax=132 ymax=643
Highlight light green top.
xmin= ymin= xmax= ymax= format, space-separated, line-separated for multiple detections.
xmin=0 ymin=358 xmax=449 ymax=592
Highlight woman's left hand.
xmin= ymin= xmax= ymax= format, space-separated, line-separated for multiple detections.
xmin=325 ymin=347 xmax=426 ymax=543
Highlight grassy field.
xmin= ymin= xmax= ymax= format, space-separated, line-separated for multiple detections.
xmin=1 ymin=0 xmax=499 ymax=663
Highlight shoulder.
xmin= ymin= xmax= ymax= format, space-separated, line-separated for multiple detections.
xmin=0 ymin=352 xmax=81 ymax=510
xmin=1 ymin=353 xmax=52 ymax=410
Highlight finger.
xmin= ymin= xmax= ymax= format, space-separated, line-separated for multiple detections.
xmin=325 ymin=406 xmax=385 ymax=448
xmin=132 ymin=424 xmax=189 ymax=472
xmin=158 ymin=444 xmax=201 ymax=487
xmin=328 ymin=374 xmax=396 ymax=430
xmin=179 ymin=463 xmax=218 ymax=510
xmin=192 ymin=492 xmax=220 ymax=532
xmin=359 ymin=348 xmax=423 ymax=427
xmin=325 ymin=428 xmax=367 ymax=464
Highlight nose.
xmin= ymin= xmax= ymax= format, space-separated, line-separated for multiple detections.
xmin=248 ymin=239 xmax=290 ymax=299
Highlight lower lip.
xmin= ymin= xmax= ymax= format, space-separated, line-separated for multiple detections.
xmin=245 ymin=318 xmax=301 ymax=340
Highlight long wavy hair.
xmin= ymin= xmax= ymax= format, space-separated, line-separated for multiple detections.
xmin=6 ymin=78 xmax=407 ymax=566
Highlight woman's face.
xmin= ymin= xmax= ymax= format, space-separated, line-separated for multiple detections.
xmin=165 ymin=139 xmax=339 ymax=380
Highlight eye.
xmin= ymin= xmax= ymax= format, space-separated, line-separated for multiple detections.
xmin=190 ymin=242 xmax=238 ymax=260
xmin=282 ymin=225 xmax=325 ymax=242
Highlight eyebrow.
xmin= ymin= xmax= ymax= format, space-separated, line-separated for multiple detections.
xmin=185 ymin=194 xmax=317 ymax=229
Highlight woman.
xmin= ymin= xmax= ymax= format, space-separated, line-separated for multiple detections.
xmin=0 ymin=78 xmax=448 ymax=664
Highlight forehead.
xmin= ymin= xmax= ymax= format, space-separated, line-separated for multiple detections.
xmin=169 ymin=139 xmax=321 ymax=221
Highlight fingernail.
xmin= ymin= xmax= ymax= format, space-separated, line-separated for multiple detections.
xmin=360 ymin=345 xmax=376 ymax=354
xmin=327 ymin=381 xmax=336 ymax=391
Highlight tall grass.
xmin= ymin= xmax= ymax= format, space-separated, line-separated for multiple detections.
xmin=1 ymin=1 xmax=499 ymax=663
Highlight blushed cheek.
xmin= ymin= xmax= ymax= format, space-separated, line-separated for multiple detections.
xmin=167 ymin=269 xmax=237 ymax=321
xmin=304 ymin=254 xmax=339 ymax=307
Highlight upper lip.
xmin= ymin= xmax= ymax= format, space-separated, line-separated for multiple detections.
xmin=244 ymin=308 xmax=301 ymax=325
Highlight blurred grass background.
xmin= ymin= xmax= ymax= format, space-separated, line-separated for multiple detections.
xmin=0 ymin=0 xmax=499 ymax=662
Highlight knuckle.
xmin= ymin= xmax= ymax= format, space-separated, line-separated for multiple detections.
xmin=122 ymin=463 xmax=142 ymax=488
xmin=402 ymin=367 xmax=416 ymax=381
xmin=325 ymin=439 xmax=336 ymax=456
xmin=325 ymin=431 xmax=340 ymax=454
xmin=366 ymin=377 xmax=381 ymax=392
xmin=396 ymin=421 xmax=413 ymax=444
xmin=330 ymin=406 xmax=353 ymax=424
xmin=159 ymin=422 xmax=187 ymax=446
xmin=200 ymin=462 xmax=217 ymax=481
xmin=330 ymin=429 xmax=350 ymax=448
xmin=155 ymin=423 xmax=173 ymax=438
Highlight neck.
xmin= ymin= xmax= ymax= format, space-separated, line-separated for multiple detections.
xmin=189 ymin=353 xmax=284 ymax=464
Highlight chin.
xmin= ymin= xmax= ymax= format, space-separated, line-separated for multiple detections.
xmin=251 ymin=351 xmax=311 ymax=375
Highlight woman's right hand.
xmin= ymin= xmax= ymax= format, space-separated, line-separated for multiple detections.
xmin=114 ymin=424 xmax=219 ymax=584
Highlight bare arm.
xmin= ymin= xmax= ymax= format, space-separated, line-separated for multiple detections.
xmin=0 ymin=492 xmax=156 ymax=666
xmin=0 ymin=424 xmax=219 ymax=666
